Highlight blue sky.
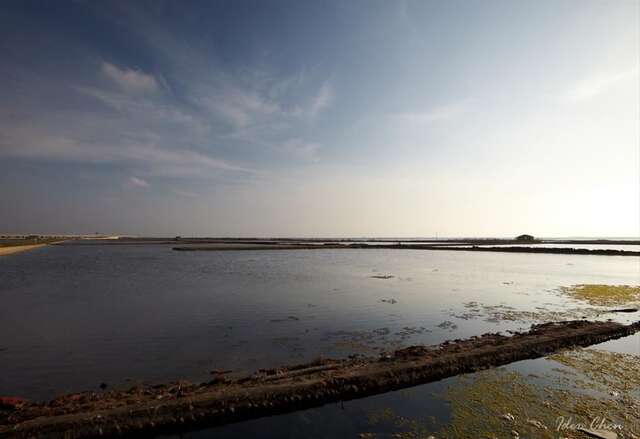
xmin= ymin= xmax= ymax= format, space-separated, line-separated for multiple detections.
xmin=1 ymin=0 xmax=638 ymax=237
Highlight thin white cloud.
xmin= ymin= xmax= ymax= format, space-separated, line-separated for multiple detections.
xmin=394 ymin=100 xmax=471 ymax=123
xmin=0 ymin=123 xmax=254 ymax=177
xmin=89 ymin=13 xmax=335 ymax=160
xmin=1 ymin=24 xmax=331 ymax=184
xmin=124 ymin=145 xmax=254 ymax=175
xmin=129 ymin=176 xmax=150 ymax=188
xmin=202 ymin=88 xmax=279 ymax=129
xmin=189 ymin=75 xmax=333 ymax=158
xmin=566 ymin=67 xmax=639 ymax=101
xmin=172 ymin=188 xmax=197 ymax=198
xmin=307 ymin=82 xmax=333 ymax=118
xmin=75 ymin=85 xmax=210 ymax=141
xmin=101 ymin=61 xmax=158 ymax=94
xmin=281 ymin=138 xmax=321 ymax=161
xmin=194 ymin=78 xmax=330 ymax=130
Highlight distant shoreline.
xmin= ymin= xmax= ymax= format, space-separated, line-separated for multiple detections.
xmin=37 ymin=236 xmax=639 ymax=256
xmin=58 ymin=237 xmax=640 ymax=246
xmin=8 ymin=237 xmax=638 ymax=256
xmin=171 ymin=242 xmax=640 ymax=256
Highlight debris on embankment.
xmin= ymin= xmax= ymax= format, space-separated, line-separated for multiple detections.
xmin=1 ymin=319 xmax=638 ymax=438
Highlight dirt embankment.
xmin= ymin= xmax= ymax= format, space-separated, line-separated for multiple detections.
xmin=1 ymin=320 xmax=638 ymax=438
xmin=0 ymin=244 xmax=48 ymax=257
xmin=173 ymin=244 xmax=346 ymax=251
xmin=415 ymin=245 xmax=640 ymax=256
xmin=173 ymin=243 xmax=640 ymax=256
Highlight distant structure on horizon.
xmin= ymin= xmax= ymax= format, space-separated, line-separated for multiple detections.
xmin=515 ymin=234 xmax=535 ymax=242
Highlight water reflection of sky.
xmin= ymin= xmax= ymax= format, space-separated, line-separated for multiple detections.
xmin=0 ymin=245 xmax=638 ymax=405
xmin=164 ymin=333 xmax=640 ymax=438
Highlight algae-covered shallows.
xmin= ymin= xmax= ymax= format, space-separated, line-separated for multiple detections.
xmin=560 ymin=284 xmax=640 ymax=307
xmin=362 ymin=348 xmax=640 ymax=438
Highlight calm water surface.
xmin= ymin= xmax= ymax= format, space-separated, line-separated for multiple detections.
xmin=163 ymin=333 xmax=640 ymax=438
xmin=477 ymin=243 xmax=640 ymax=251
xmin=1 ymin=244 xmax=638 ymax=434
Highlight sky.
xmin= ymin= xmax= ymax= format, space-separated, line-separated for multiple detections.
xmin=0 ymin=0 xmax=638 ymax=237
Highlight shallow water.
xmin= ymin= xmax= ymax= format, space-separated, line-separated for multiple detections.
xmin=476 ymin=243 xmax=640 ymax=251
xmin=353 ymin=240 xmax=640 ymax=251
xmin=0 ymin=245 xmax=638 ymax=405
xmin=160 ymin=333 xmax=640 ymax=438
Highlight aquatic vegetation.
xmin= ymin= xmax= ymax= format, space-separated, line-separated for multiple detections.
xmin=548 ymin=349 xmax=640 ymax=395
xmin=366 ymin=406 xmax=436 ymax=439
xmin=361 ymin=348 xmax=640 ymax=438
xmin=269 ymin=315 xmax=301 ymax=323
xmin=440 ymin=370 xmax=558 ymax=438
xmin=450 ymin=301 xmax=600 ymax=324
xmin=442 ymin=349 xmax=640 ymax=438
xmin=560 ymin=284 xmax=640 ymax=307
xmin=436 ymin=321 xmax=458 ymax=331
xmin=321 ymin=326 xmax=431 ymax=354
xmin=449 ymin=285 xmax=640 ymax=327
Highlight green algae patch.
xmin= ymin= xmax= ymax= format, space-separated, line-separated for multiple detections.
xmin=441 ymin=349 xmax=640 ymax=438
xmin=548 ymin=349 xmax=640 ymax=395
xmin=560 ymin=284 xmax=640 ymax=307
xmin=365 ymin=407 xmax=436 ymax=439
xmin=361 ymin=348 xmax=640 ymax=439
xmin=439 ymin=371 xmax=562 ymax=439
xmin=451 ymin=301 xmax=601 ymax=324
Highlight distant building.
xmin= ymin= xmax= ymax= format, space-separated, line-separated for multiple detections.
xmin=515 ymin=234 xmax=535 ymax=242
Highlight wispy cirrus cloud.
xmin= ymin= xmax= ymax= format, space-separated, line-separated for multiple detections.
xmin=84 ymin=5 xmax=334 ymax=170
xmin=0 ymin=121 xmax=253 ymax=177
xmin=281 ymin=138 xmax=321 ymax=162
xmin=566 ymin=67 xmax=639 ymax=102
xmin=194 ymin=85 xmax=280 ymax=129
xmin=1 ymin=55 xmax=324 ymax=177
xmin=192 ymin=77 xmax=333 ymax=133
xmin=307 ymin=82 xmax=334 ymax=119
xmin=110 ymin=3 xmax=333 ymax=135
xmin=187 ymin=76 xmax=331 ymax=160
xmin=101 ymin=61 xmax=158 ymax=94
xmin=393 ymin=99 xmax=471 ymax=124
xmin=129 ymin=176 xmax=150 ymax=188
xmin=172 ymin=188 xmax=198 ymax=198
xmin=0 ymin=3 xmax=333 ymax=185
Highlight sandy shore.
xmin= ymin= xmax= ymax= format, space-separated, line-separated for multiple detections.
xmin=0 ymin=244 xmax=47 ymax=256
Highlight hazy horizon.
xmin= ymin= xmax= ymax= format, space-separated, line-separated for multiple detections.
xmin=2 ymin=233 xmax=639 ymax=241
xmin=1 ymin=0 xmax=638 ymax=237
